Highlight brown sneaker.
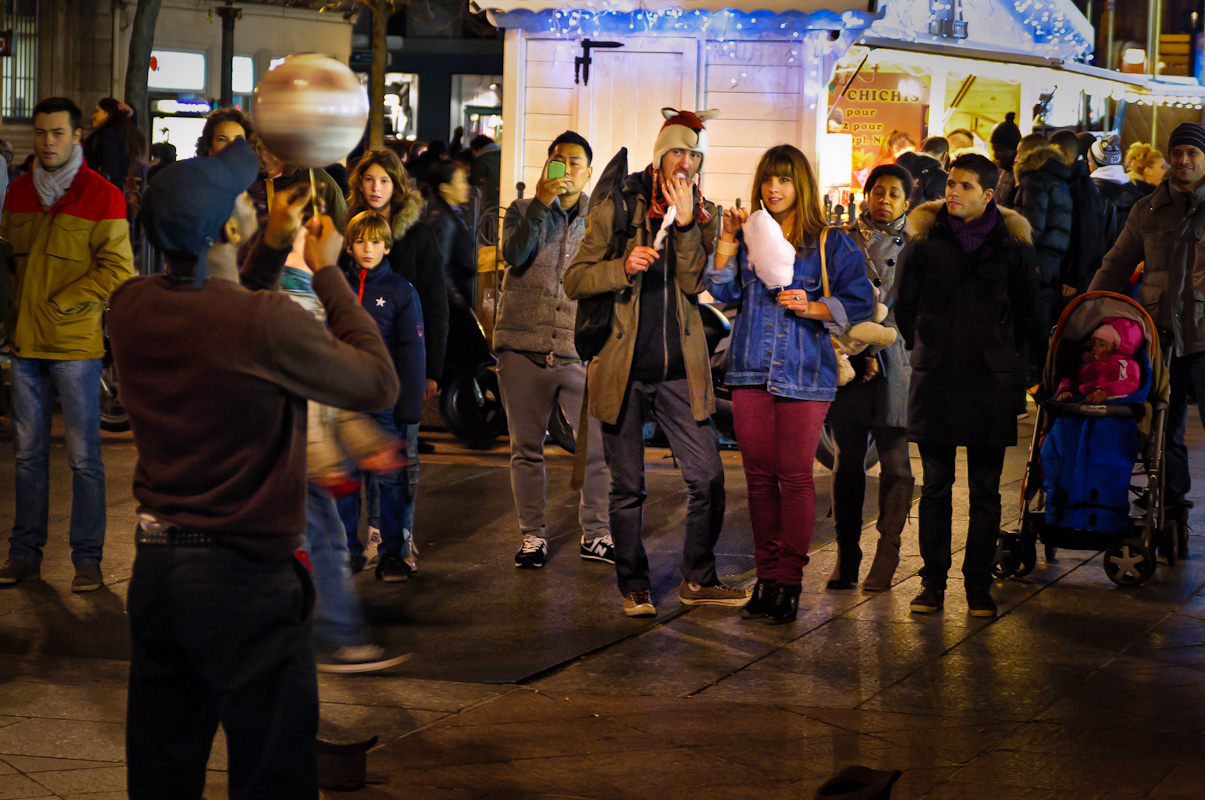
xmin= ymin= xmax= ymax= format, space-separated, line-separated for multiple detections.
xmin=909 ymin=586 xmax=944 ymax=614
xmin=622 ymin=590 xmax=656 ymax=617
xmin=678 ymin=579 xmax=751 ymax=607
xmin=966 ymin=587 xmax=998 ymax=618
xmin=71 ymin=563 xmax=103 ymax=593
xmin=0 ymin=558 xmax=40 ymax=585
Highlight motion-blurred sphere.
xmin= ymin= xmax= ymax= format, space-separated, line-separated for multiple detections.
xmin=252 ymin=54 xmax=368 ymax=168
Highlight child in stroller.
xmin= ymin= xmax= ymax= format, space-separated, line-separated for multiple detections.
xmin=1042 ymin=316 xmax=1150 ymax=534
xmin=1054 ymin=318 xmax=1142 ymax=406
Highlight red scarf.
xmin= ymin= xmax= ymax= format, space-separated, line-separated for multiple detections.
xmin=645 ymin=166 xmax=712 ymax=225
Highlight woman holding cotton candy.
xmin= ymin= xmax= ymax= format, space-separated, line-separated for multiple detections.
xmin=826 ymin=163 xmax=916 ymax=593
xmin=708 ymin=144 xmax=875 ymax=623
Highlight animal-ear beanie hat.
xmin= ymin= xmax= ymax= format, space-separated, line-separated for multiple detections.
xmin=654 ymin=107 xmax=720 ymax=172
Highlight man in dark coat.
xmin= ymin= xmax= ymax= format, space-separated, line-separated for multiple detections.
xmin=895 ymin=136 xmax=948 ymax=207
xmin=1012 ymin=134 xmax=1072 ymax=384
xmin=1096 ymin=122 xmax=1205 ymax=529
xmin=1087 ymin=134 xmax=1146 ymax=249
xmin=895 ymin=153 xmax=1039 ymax=619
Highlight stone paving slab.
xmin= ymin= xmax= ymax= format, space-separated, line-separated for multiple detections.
xmin=2 ymin=418 xmax=1205 ymax=797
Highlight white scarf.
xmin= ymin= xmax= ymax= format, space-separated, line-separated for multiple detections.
xmin=32 ymin=143 xmax=83 ymax=210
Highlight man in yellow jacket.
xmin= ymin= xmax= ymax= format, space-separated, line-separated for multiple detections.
xmin=0 ymin=97 xmax=134 ymax=592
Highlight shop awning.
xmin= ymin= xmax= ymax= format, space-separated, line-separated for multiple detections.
xmin=859 ymin=37 xmax=1205 ymax=105
xmin=474 ymin=0 xmax=879 ymax=14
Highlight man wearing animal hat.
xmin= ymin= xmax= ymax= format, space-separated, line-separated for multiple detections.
xmin=564 ymin=107 xmax=749 ymax=618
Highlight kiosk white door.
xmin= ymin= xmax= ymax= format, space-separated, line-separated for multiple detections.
xmin=576 ymin=39 xmax=699 ymax=172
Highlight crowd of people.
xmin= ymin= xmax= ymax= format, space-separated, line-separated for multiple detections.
xmin=2 ymin=93 xmax=1205 ymax=798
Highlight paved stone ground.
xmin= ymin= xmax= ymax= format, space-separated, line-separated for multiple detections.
xmin=1 ymin=413 xmax=1204 ymax=799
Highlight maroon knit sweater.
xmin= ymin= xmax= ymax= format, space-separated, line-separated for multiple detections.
xmin=107 ymin=241 xmax=399 ymax=559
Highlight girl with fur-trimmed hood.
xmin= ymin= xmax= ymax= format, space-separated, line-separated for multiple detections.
xmin=347 ymin=149 xmax=448 ymax=388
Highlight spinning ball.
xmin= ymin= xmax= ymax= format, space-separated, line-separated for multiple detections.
xmin=251 ymin=53 xmax=368 ymax=168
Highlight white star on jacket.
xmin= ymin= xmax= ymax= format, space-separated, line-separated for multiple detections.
xmin=375 ymin=297 xmax=386 ymax=307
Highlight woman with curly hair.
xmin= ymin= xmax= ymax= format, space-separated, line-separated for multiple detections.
xmin=83 ymin=97 xmax=145 ymax=189
xmin=194 ymin=107 xmax=254 ymax=157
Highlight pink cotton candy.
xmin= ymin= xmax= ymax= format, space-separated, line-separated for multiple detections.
xmin=743 ymin=209 xmax=796 ymax=289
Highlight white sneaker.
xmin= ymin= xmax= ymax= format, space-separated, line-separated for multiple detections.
xmin=363 ymin=526 xmax=382 ymax=566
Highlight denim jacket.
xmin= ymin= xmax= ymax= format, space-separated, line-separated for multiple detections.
xmin=707 ymin=228 xmax=875 ymax=401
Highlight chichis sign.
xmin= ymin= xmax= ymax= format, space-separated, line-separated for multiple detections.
xmin=830 ymin=72 xmax=929 ymax=187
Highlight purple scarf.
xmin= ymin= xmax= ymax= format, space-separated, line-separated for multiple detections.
xmin=948 ymin=200 xmax=999 ymax=253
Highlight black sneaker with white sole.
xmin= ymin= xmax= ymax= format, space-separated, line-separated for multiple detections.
xmin=580 ymin=533 xmax=615 ymax=564
xmin=514 ymin=535 xmax=548 ymax=568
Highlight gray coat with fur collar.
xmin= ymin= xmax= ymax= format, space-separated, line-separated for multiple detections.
xmin=895 ymin=201 xmax=1039 ymax=447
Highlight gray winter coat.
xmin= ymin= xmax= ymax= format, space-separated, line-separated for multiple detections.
xmin=1091 ymin=180 xmax=1205 ymax=357
xmin=831 ymin=213 xmax=911 ymax=428
xmin=495 ymin=193 xmax=590 ymax=359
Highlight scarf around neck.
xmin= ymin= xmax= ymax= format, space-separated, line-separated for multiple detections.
xmin=948 ymin=200 xmax=999 ymax=253
xmin=32 ymin=143 xmax=84 ymax=210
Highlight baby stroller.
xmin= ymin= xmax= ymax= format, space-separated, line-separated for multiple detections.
xmin=995 ymin=291 xmax=1175 ymax=587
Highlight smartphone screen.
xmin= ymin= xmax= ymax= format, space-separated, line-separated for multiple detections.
xmin=546 ymin=160 xmax=567 ymax=180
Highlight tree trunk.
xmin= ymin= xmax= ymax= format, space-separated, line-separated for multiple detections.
xmin=123 ymin=0 xmax=164 ymax=141
xmin=368 ymin=0 xmax=389 ymax=150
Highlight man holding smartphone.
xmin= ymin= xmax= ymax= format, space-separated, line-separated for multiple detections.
xmin=496 ymin=131 xmax=614 ymax=569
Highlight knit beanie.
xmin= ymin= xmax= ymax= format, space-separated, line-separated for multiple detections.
xmin=990 ymin=112 xmax=1022 ymax=150
xmin=1168 ymin=122 xmax=1205 ymax=154
xmin=1093 ymin=322 xmax=1121 ymax=347
xmin=1089 ymin=133 xmax=1123 ymax=168
xmin=653 ymin=108 xmax=719 ymax=172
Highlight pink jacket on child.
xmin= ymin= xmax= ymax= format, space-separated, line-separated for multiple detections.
xmin=1056 ymin=317 xmax=1144 ymax=400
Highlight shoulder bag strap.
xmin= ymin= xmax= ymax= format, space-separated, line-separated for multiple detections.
xmin=819 ymin=226 xmax=832 ymax=299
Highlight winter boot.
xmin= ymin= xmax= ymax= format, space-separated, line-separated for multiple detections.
xmin=826 ymin=549 xmax=862 ymax=590
xmin=740 ymin=579 xmax=778 ymax=619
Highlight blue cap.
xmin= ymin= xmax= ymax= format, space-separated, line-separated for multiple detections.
xmin=140 ymin=136 xmax=259 ymax=286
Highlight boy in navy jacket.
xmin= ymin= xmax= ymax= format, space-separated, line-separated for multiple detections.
xmin=338 ymin=210 xmax=426 ymax=581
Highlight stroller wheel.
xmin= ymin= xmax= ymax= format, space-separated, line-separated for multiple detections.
xmin=1013 ymin=520 xmax=1038 ymax=577
xmin=992 ymin=532 xmax=1019 ymax=579
xmin=1104 ymin=539 xmax=1156 ymax=587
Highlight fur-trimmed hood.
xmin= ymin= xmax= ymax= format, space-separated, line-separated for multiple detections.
xmin=1013 ymin=144 xmax=1068 ymax=181
xmin=907 ymin=199 xmax=1033 ymax=246
xmin=387 ymin=185 xmax=425 ymax=240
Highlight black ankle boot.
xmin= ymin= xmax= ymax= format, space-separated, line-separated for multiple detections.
xmin=766 ymin=583 xmax=802 ymax=624
xmin=739 ymin=579 xmax=777 ymax=619
xmin=826 ymin=549 xmax=862 ymax=591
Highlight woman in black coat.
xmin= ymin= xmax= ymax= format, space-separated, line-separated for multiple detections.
xmin=422 ymin=159 xmax=477 ymax=311
xmin=1011 ymin=137 xmax=1072 ymax=382
xmin=83 ymin=97 xmax=144 ymax=190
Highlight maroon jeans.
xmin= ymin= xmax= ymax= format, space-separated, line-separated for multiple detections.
xmin=732 ymin=387 xmax=830 ymax=585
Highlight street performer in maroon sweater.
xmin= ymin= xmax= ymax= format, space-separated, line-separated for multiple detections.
xmin=107 ymin=137 xmax=398 ymax=799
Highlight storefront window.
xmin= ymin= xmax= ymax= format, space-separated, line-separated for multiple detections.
xmin=1 ymin=0 xmax=37 ymax=120
xmin=233 ymin=56 xmax=254 ymax=95
xmin=149 ymin=50 xmax=207 ymax=92
xmin=452 ymin=74 xmax=503 ymax=141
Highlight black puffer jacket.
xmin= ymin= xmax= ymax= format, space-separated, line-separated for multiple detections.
xmin=895 ymin=201 xmax=1039 ymax=447
xmin=1012 ymin=145 xmax=1072 ymax=292
xmin=895 ymin=151 xmax=946 ymax=206
xmin=1062 ymin=159 xmax=1109 ymax=292
xmin=1093 ymin=165 xmax=1147 ymax=242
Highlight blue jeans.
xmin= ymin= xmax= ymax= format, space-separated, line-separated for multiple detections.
xmin=339 ymin=413 xmax=416 ymax=560
xmin=1165 ymin=351 xmax=1205 ymax=507
xmin=9 ymin=357 xmax=105 ymax=566
xmin=303 ymin=483 xmax=367 ymax=648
